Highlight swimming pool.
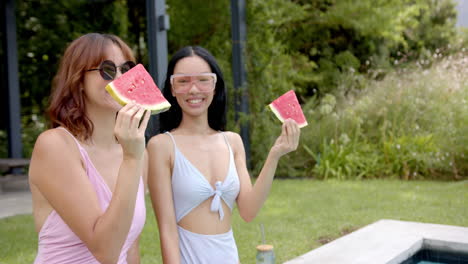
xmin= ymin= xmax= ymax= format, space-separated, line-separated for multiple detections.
xmin=400 ymin=248 xmax=468 ymax=264
xmin=284 ymin=220 xmax=468 ymax=264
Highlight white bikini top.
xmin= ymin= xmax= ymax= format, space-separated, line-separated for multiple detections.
xmin=166 ymin=132 xmax=240 ymax=222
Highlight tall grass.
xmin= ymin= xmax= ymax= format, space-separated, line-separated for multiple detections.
xmin=284 ymin=52 xmax=468 ymax=180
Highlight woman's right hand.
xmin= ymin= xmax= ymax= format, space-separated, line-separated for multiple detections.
xmin=114 ymin=103 xmax=150 ymax=161
xmin=269 ymin=119 xmax=301 ymax=160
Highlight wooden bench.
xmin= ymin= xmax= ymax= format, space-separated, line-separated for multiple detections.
xmin=0 ymin=158 xmax=30 ymax=174
xmin=0 ymin=158 xmax=30 ymax=193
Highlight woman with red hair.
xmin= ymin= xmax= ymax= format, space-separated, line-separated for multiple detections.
xmin=29 ymin=33 xmax=149 ymax=264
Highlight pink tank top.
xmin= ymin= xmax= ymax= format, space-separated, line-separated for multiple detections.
xmin=33 ymin=127 xmax=146 ymax=264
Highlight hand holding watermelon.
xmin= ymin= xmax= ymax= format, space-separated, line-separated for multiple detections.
xmin=268 ymin=90 xmax=308 ymax=128
xmin=267 ymin=90 xmax=305 ymax=159
xmin=105 ymin=64 xmax=171 ymax=114
xmin=114 ymin=103 xmax=151 ymax=160
xmin=270 ymin=119 xmax=301 ymax=159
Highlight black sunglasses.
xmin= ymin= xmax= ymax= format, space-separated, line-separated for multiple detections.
xmin=87 ymin=60 xmax=136 ymax=81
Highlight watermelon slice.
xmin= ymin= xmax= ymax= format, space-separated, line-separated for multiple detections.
xmin=268 ymin=90 xmax=308 ymax=128
xmin=105 ymin=64 xmax=171 ymax=114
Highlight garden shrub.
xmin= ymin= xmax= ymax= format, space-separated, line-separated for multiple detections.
xmin=300 ymin=52 xmax=468 ymax=180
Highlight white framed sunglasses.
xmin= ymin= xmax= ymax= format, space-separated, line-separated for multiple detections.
xmin=170 ymin=73 xmax=217 ymax=93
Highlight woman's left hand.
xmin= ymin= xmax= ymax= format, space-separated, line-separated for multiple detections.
xmin=270 ymin=119 xmax=301 ymax=159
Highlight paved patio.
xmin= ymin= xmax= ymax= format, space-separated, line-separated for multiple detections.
xmin=0 ymin=175 xmax=32 ymax=219
xmin=0 ymin=190 xmax=32 ymax=219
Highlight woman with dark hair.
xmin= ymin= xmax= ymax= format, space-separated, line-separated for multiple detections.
xmin=159 ymin=46 xmax=227 ymax=132
xmin=147 ymin=46 xmax=300 ymax=263
xmin=29 ymin=33 xmax=149 ymax=264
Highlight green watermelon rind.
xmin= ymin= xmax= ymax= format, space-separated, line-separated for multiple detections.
xmin=267 ymin=103 xmax=308 ymax=128
xmin=106 ymin=82 xmax=171 ymax=114
xmin=267 ymin=90 xmax=308 ymax=128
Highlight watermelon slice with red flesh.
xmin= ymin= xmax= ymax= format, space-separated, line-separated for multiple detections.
xmin=105 ymin=64 xmax=171 ymax=114
xmin=268 ymin=90 xmax=308 ymax=128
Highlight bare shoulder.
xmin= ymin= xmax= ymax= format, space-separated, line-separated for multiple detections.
xmin=29 ymin=128 xmax=83 ymax=184
xmin=31 ymin=128 xmax=79 ymax=161
xmin=147 ymin=134 xmax=174 ymax=183
xmin=34 ymin=128 xmax=69 ymax=147
xmin=147 ymin=133 xmax=173 ymax=152
xmin=223 ymin=131 xmax=244 ymax=152
xmin=147 ymin=133 xmax=175 ymax=162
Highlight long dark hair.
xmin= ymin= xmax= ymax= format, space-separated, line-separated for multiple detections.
xmin=159 ymin=46 xmax=227 ymax=132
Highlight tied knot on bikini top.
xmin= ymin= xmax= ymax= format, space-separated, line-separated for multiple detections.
xmin=166 ymin=132 xmax=240 ymax=223
xmin=210 ymin=181 xmax=225 ymax=220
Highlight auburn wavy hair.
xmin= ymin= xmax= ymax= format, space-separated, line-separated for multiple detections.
xmin=47 ymin=33 xmax=135 ymax=140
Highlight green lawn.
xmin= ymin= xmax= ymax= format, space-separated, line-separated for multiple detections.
xmin=1 ymin=179 xmax=467 ymax=263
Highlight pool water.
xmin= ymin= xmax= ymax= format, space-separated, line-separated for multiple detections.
xmin=400 ymin=249 xmax=468 ymax=264
xmin=417 ymin=262 xmax=449 ymax=264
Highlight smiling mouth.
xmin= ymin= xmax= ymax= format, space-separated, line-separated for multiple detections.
xmin=187 ymin=98 xmax=203 ymax=104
